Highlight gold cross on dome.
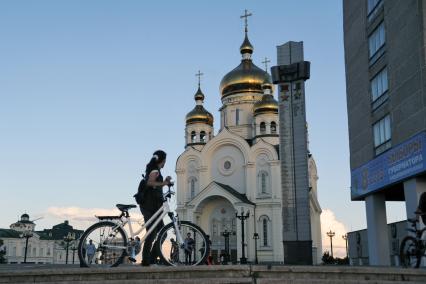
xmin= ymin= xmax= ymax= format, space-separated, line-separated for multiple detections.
xmin=240 ymin=9 xmax=252 ymax=32
xmin=262 ymin=57 xmax=271 ymax=71
xmin=195 ymin=70 xmax=204 ymax=87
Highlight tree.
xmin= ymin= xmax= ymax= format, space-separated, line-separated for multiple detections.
xmin=0 ymin=239 xmax=6 ymax=264
xmin=321 ymin=251 xmax=334 ymax=265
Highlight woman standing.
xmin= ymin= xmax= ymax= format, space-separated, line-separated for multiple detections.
xmin=140 ymin=150 xmax=172 ymax=266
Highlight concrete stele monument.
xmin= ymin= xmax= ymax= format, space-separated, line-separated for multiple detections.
xmin=271 ymin=41 xmax=312 ymax=264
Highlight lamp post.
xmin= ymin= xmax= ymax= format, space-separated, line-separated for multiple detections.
xmin=253 ymin=233 xmax=259 ymax=264
xmin=63 ymin=232 xmax=75 ymax=264
xmin=71 ymin=245 xmax=77 ymax=264
xmin=235 ymin=208 xmax=250 ymax=264
xmin=20 ymin=231 xmax=33 ymax=264
xmin=326 ymin=230 xmax=335 ymax=258
xmin=342 ymin=234 xmax=348 ymax=258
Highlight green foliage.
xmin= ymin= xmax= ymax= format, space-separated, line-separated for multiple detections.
xmin=321 ymin=251 xmax=349 ymax=265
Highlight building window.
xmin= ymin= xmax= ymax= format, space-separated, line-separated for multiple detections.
xmin=261 ymin=173 xmax=267 ymax=194
xmin=200 ymin=131 xmax=206 ymax=143
xmin=260 ymin=122 xmax=266 ymax=135
xmin=367 ymin=0 xmax=383 ymax=21
xmin=270 ymin=121 xmax=277 ymax=134
xmin=236 ymin=109 xmax=240 ymax=125
xmin=191 ymin=131 xmax=196 ymax=143
xmin=369 ymin=22 xmax=385 ymax=65
xmin=263 ymin=219 xmax=268 ymax=246
xmin=373 ymin=115 xmax=391 ymax=155
xmin=40 ymin=248 xmax=44 ymax=257
xmin=190 ymin=179 xmax=195 ymax=198
xmin=371 ymin=68 xmax=388 ymax=109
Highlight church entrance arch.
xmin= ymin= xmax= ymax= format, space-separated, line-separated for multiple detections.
xmin=194 ymin=195 xmax=238 ymax=264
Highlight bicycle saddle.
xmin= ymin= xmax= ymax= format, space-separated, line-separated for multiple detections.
xmin=116 ymin=204 xmax=137 ymax=212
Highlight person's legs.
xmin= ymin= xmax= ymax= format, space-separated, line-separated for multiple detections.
xmin=141 ymin=208 xmax=155 ymax=266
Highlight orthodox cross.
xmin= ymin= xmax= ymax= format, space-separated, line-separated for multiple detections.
xmin=195 ymin=70 xmax=203 ymax=87
xmin=240 ymin=9 xmax=252 ymax=33
xmin=262 ymin=57 xmax=271 ymax=72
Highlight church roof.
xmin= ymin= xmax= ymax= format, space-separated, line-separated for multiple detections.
xmin=214 ymin=182 xmax=255 ymax=205
xmin=0 ymin=229 xmax=21 ymax=238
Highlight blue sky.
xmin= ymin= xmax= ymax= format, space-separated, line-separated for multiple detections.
xmin=0 ymin=0 xmax=406 ymax=242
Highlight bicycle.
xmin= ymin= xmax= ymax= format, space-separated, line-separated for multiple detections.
xmin=77 ymin=186 xmax=210 ymax=267
xmin=399 ymin=212 xmax=426 ymax=268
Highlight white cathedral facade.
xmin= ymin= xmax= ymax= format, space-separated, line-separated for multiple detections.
xmin=175 ymin=26 xmax=322 ymax=264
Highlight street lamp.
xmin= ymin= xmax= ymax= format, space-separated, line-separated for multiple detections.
xmin=326 ymin=230 xmax=335 ymax=258
xmin=20 ymin=231 xmax=33 ymax=264
xmin=221 ymin=230 xmax=236 ymax=264
xmin=235 ymin=208 xmax=250 ymax=264
xmin=63 ymin=232 xmax=75 ymax=264
xmin=342 ymin=234 xmax=348 ymax=258
xmin=71 ymin=245 xmax=77 ymax=264
xmin=253 ymin=233 xmax=259 ymax=264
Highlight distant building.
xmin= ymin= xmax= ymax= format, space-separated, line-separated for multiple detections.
xmin=343 ymin=0 xmax=426 ymax=266
xmin=0 ymin=214 xmax=83 ymax=264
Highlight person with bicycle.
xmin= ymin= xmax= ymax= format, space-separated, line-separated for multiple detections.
xmin=140 ymin=150 xmax=173 ymax=266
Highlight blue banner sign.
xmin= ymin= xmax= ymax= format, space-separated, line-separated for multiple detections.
xmin=351 ymin=132 xmax=426 ymax=199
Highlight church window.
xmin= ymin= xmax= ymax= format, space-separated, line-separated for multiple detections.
xmin=261 ymin=173 xmax=267 ymax=194
xmin=263 ymin=219 xmax=268 ymax=246
xmin=190 ymin=179 xmax=195 ymax=198
xmin=191 ymin=131 xmax=196 ymax=143
xmin=212 ymin=220 xmax=218 ymax=236
xmin=236 ymin=109 xmax=240 ymax=125
xmin=47 ymin=248 xmax=51 ymax=256
xmin=32 ymin=247 xmax=36 ymax=257
xmin=224 ymin=161 xmax=231 ymax=170
xmin=200 ymin=131 xmax=206 ymax=143
xmin=271 ymin=121 xmax=277 ymax=134
xmin=12 ymin=246 xmax=16 ymax=257
xmin=260 ymin=122 xmax=266 ymax=134
xmin=209 ymin=132 xmax=212 ymax=140
xmin=40 ymin=248 xmax=44 ymax=256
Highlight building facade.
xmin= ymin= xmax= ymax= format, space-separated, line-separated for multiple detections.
xmin=343 ymin=0 xmax=426 ymax=265
xmin=175 ymin=18 xmax=322 ymax=264
xmin=0 ymin=214 xmax=83 ymax=264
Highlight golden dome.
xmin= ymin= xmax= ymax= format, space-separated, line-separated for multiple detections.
xmin=253 ymin=77 xmax=278 ymax=116
xmin=186 ymin=87 xmax=213 ymax=126
xmin=220 ymin=60 xmax=270 ymax=98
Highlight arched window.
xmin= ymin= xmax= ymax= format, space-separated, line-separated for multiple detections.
xmin=236 ymin=109 xmax=240 ymax=125
xmin=191 ymin=131 xmax=196 ymax=143
xmin=260 ymin=122 xmax=266 ymax=134
xmin=270 ymin=121 xmax=277 ymax=134
xmin=261 ymin=172 xmax=267 ymax=194
xmin=263 ymin=219 xmax=268 ymax=246
xmin=190 ymin=179 xmax=195 ymax=198
xmin=200 ymin=131 xmax=206 ymax=143
xmin=258 ymin=215 xmax=271 ymax=248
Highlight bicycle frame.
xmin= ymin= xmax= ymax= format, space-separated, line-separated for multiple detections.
xmin=102 ymin=192 xmax=185 ymax=250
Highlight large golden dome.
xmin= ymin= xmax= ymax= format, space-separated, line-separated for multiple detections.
xmin=186 ymin=87 xmax=214 ymax=126
xmin=219 ymin=33 xmax=270 ymax=99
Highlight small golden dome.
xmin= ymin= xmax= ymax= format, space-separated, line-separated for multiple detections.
xmin=186 ymin=87 xmax=213 ymax=126
xmin=240 ymin=34 xmax=253 ymax=55
xmin=253 ymin=94 xmax=278 ymax=116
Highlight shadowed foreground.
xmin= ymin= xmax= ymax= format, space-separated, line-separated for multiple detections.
xmin=0 ymin=264 xmax=426 ymax=284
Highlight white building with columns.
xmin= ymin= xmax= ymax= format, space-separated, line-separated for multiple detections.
xmin=175 ymin=23 xmax=322 ymax=264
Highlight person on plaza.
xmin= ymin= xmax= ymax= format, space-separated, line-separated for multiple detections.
xmin=86 ymin=240 xmax=96 ymax=264
xmin=415 ymin=192 xmax=426 ymax=224
xmin=139 ymin=150 xmax=173 ymax=266
xmin=184 ymin=232 xmax=195 ymax=265
xmin=170 ymin=238 xmax=179 ymax=262
xmin=128 ymin=236 xmax=141 ymax=263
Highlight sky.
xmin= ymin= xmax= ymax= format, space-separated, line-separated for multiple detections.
xmin=0 ymin=0 xmax=407 ymax=257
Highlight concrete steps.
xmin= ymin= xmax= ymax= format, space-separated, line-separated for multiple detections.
xmin=0 ymin=265 xmax=426 ymax=284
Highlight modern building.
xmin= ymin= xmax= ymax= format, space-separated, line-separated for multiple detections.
xmin=0 ymin=214 xmax=83 ymax=264
xmin=343 ymin=0 xmax=426 ymax=266
xmin=175 ymin=12 xmax=322 ymax=264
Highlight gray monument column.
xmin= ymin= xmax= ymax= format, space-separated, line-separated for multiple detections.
xmin=365 ymin=193 xmax=390 ymax=265
xmin=271 ymin=41 xmax=312 ymax=264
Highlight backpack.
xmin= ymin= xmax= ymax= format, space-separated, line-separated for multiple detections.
xmin=133 ymin=175 xmax=147 ymax=205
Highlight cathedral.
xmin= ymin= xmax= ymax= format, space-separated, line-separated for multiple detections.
xmin=175 ymin=19 xmax=322 ymax=264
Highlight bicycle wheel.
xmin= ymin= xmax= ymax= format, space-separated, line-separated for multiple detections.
xmin=156 ymin=221 xmax=210 ymax=266
xmin=400 ymin=236 xmax=421 ymax=268
xmin=78 ymin=221 xmax=128 ymax=267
